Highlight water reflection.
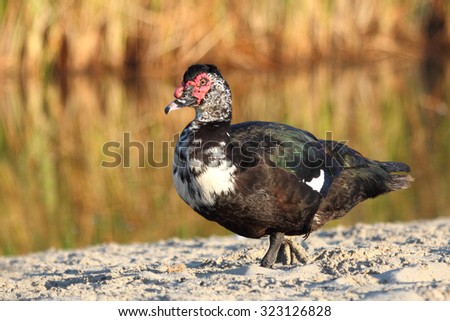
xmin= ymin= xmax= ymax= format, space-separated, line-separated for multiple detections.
xmin=0 ymin=61 xmax=449 ymax=255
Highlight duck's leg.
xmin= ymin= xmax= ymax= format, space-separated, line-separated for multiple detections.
xmin=260 ymin=232 xmax=285 ymax=268
xmin=276 ymin=237 xmax=310 ymax=265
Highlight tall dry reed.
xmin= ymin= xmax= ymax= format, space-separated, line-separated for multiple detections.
xmin=0 ymin=0 xmax=448 ymax=76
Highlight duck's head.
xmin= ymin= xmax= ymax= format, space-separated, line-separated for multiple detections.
xmin=164 ymin=64 xmax=232 ymax=122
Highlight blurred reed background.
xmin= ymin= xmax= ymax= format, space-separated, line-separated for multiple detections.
xmin=0 ymin=0 xmax=449 ymax=255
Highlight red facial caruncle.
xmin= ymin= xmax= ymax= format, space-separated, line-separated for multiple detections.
xmin=173 ymin=72 xmax=212 ymax=105
xmin=174 ymin=85 xmax=184 ymax=99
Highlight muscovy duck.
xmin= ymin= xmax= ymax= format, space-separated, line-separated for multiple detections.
xmin=164 ymin=64 xmax=413 ymax=268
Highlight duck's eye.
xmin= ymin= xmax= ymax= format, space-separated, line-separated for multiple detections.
xmin=199 ymin=78 xmax=207 ymax=86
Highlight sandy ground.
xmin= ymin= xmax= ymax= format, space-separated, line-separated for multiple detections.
xmin=1 ymin=218 xmax=449 ymax=301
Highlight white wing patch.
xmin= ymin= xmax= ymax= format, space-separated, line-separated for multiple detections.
xmin=305 ymin=169 xmax=325 ymax=192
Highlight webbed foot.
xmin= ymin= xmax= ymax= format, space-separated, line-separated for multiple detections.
xmin=276 ymin=237 xmax=310 ymax=265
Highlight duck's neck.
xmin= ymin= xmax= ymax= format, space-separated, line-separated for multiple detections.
xmin=187 ymin=120 xmax=232 ymax=142
xmin=195 ymin=107 xmax=232 ymax=123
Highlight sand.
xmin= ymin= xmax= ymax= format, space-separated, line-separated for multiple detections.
xmin=1 ymin=218 xmax=449 ymax=301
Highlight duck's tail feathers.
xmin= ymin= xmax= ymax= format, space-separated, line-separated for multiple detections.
xmin=386 ymin=173 xmax=414 ymax=191
xmin=380 ymin=161 xmax=411 ymax=173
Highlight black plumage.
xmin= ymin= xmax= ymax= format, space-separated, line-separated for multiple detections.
xmin=165 ymin=64 xmax=413 ymax=268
